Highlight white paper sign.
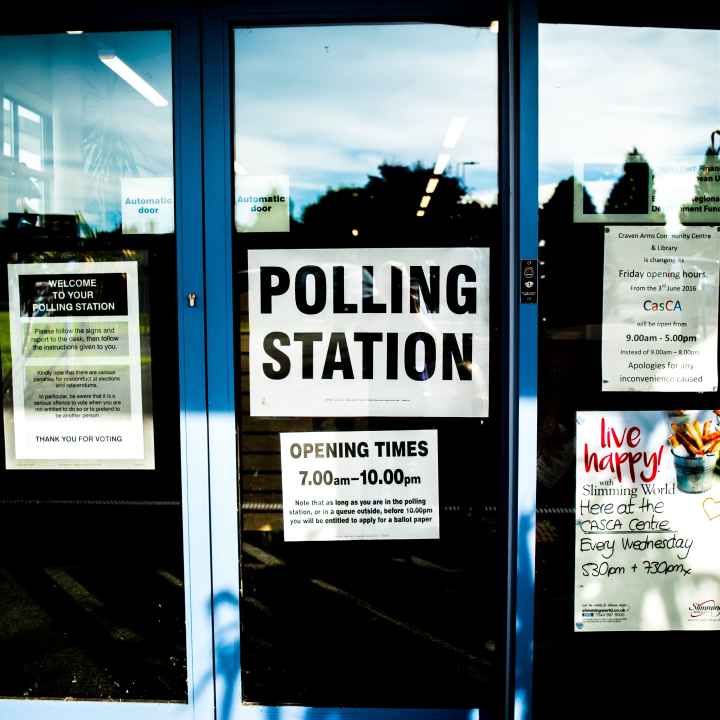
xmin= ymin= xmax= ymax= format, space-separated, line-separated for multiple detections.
xmin=121 ymin=177 xmax=174 ymax=234
xmin=5 ymin=261 xmax=151 ymax=469
xmin=602 ymin=226 xmax=720 ymax=392
xmin=236 ymin=175 xmax=290 ymax=232
xmin=575 ymin=410 xmax=720 ymax=631
xmin=248 ymin=247 xmax=489 ymax=417
xmin=280 ymin=430 xmax=439 ymax=541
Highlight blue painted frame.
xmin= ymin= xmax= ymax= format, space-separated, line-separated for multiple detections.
xmin=509 ymin=1 xmax=539 ymax=719
xmin=201 ymin=3 xmax=536 ymax=719
xmin=0 ymin=9 xmax=216 ymax=720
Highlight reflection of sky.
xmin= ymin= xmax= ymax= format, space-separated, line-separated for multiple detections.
xmin=234 ymin=25 xmax=498 ymax=217
xmin=540 ymin=24 xmax=720 ymax=214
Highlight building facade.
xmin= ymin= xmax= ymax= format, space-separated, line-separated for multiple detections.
xmin=0 ymin=2 xmax=717 ymax=719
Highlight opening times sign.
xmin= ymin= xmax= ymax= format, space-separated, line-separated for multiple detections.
xmin=248 ymin=247 xmax=489 ymax=417
xmin=602 ymin=226 xmax=720 ymax=392
xmin=280 ymin=429 xmax=439 ymax=541
xmin=5 ymin=261 xmax=149 ymax=469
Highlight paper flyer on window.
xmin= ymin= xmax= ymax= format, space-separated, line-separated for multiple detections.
xmin=601 ymin=226 xmax=720 ymax=392
xmin=4 ymin=261 xmax=152 ymax=469
xmin=575 ymin=409 xmax=720 ymax=631
xmin=280 ymin=429 xmax=439 ymax=541
xmin=602 ymin=226 xmax=720 ymax=392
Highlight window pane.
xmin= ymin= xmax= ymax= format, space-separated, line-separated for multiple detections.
xmin=234 ymin=23 xmax=501 ymax=710
xmin=0 ymin=31 xmax=186 ymax=702
xmin=537 ymin=22 xmax=720 ymax=716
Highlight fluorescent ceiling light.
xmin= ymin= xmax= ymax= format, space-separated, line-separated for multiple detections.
xmin=99 ymin=53 xmax=168 ymax=107
xmin=416 ymin=210 xmax=425 ymax=217
xmin=425 ymin=178 xmax=439 ymax=194
xmin=419 ymin=195 xmax=431 ymax=209
xmin=433 ymin=153 xmax=451 ymax=175
xmin=443 ymin=116 xmax=468 ymax=149
xmin=66 ymin=30 xmax=84 ymax=35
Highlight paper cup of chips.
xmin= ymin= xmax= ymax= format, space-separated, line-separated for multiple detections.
xmin=668 ymin=417 xmax=719 ymax=493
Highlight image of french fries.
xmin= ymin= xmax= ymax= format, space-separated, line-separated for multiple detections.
xmin=669 ymin=418 xmax=720 ymax=456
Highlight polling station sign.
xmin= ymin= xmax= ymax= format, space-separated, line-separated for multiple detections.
xmin=248 ymin=247 xmax=489 ymax=417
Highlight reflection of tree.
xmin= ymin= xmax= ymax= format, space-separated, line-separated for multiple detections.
xmin=82 ymin=121 xmax=137 ymax=232
xmin=540 ymin=176 xmax=600 ymax=329
xmin=679 ymin=145 xmax=720 ymax=224
xmin=298 ymin=163 xmax=497 ymax=244
xmin=604 ymin=147 xmax=664 ymax=221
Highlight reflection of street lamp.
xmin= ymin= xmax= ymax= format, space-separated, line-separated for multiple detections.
xmin=456 ymin=160 xmax=479 ymax=183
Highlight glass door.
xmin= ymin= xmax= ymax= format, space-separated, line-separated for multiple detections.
xmin=0 ymin=11 xmax=213 ymax=720
xmin=203 ymin=7 xmax=512 ymax=718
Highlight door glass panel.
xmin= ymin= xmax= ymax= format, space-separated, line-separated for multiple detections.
xmin=537 ymin=22 xmax=720 ymax=715
xmin=0 ymin=31 xmax=186 ymax=702
xmin=233 ymin=23 xmax=501 ymax=710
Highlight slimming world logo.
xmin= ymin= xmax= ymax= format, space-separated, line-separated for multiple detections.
xmin=689 ymin=599 xmax=720 ymax=618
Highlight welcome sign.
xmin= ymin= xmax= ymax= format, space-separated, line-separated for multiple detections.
xmin=247 ymin=247 xmax=489 ymax=417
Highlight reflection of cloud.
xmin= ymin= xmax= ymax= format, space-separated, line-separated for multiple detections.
xmin=541 ymin=25 xmax=720 ymax=191
xmin=234 ymin=25 xmax=498 ymax=213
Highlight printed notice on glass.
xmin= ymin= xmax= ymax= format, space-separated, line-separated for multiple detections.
xmin=280 ymin=430 xmax=439 ymax=541
xmin=602 ymin=226 xmax=720 ymax=392
xmin=248 ymin=247 xmax=489 ymax=417
xmin=575 ymin=410 xmax=720 ymax=632
xmin=121 ymin=177 xmax=174 ymax=235
xmin=4 ymin=261 xmax=151 ymax=469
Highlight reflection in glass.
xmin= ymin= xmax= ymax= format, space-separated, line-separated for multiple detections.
xmin=0 ymin=32 xmax=173 ymax=235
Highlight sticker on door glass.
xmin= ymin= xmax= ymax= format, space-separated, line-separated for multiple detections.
xmin=121 ymin=177 xmax=174 ymax=234
xmin=236 ymin=175 xmax=290 ymax=232
xmin=248 ymin=247 xmax=489 ymax=417
xmin=280 ymin=429 xmax=439 ymax=541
